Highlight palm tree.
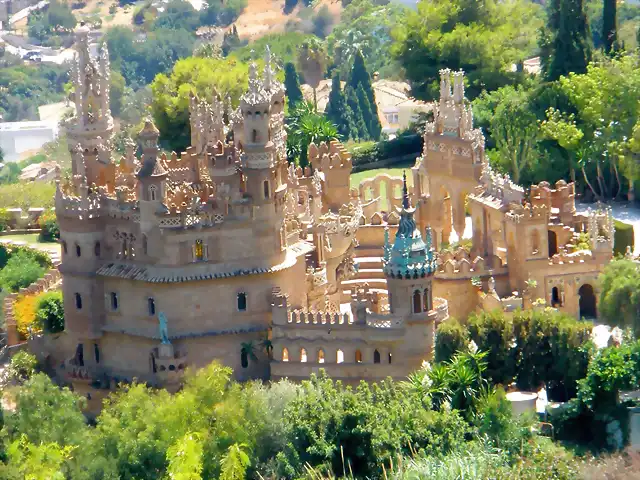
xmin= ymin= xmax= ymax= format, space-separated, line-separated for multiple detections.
xmin=240 ymin=342 xmax=258 ymax=369
xmin=297 ymin=39 xmax=327 ymax=111
xmin=260 ymin=338 xmax=273 ymax=359
xmin=286 ymin=101 xmax=339 ymax=167
xmin=220 ymin=443 xmax=250 ymax=480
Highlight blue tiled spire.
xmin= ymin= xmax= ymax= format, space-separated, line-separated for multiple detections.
xmin=383 ymin=172 xmax=437 ymax=279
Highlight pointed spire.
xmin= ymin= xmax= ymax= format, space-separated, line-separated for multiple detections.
xmin=402 ymin=171 xmax=410 ymax=209
xmin=264 ymin=45 xmax=274 ymax=90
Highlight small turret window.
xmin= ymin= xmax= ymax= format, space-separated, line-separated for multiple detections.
xmin=94 ymin=343 xmax=100 ymax=364
xmin=317 ymin=349 xmax=325 ymax=363
xmin=94 ymin=241 xmax=101 ymax=257
xmin=148 ymin=297 xmax=156 ymax=316
xmin=75 ymin=243 xmax=81 ymax=257
xmin=193 ymin=239 xmax=205 ymax=262
xmin=110 ymin=292 xmax=118 ymax=311
xmin=149 ymin=185 xmax=157 ymax=201
xmin=75 ymin=293 xmax=82 ymax=310
xmin=300 ymin=348 xmax=308 ymax=363
xmin=282 ymin=348 xmax=289 ymax=362
xmin=263 ymin=180 xmax=270 ymax=199
xmin=413 ymin=290 xmax=422 ymax=314
xmin=237 ymin=292 xmax=247 ymax=311
xmin=374 ymin=349 xmax=381 ymax=364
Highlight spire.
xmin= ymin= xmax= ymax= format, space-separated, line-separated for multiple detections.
xmin=264 ymin=45 xmax=274 ymax=90
xmin=402 ymin=171 xmax=410 ymax=209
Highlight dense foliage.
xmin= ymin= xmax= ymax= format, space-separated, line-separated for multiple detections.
xmin=435 ymin=308 xmax=593 ymax=401
xmin=392 ymin=0 xmax=542 ymax=100
xmin=286 ymin=102 xmax=339 ymax=167
xmin=0 ymin=356 xmax=592 ymax=478
xmin=0 ymin=63 xmax=68 ymax=122
xmin=0 ymin=253 xmax=46 ymax=294
xmin=34 ymin=290 xmax=64 ymax=334
xmin=599 ymin=259 xmax=640 ymax=337
xmin=27 ymin=0 xmax=77 ymax=46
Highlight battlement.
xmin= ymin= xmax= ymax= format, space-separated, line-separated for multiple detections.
xmin=505 ymin=203 xmax=549 ymax=224
xmin=309 ymin=141 xmax=352 ymax=172
xmin=530 ymin=180 xmax=576 ymax=216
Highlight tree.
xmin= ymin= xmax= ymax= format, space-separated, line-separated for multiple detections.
xmin=543 ymin=0 xmax=593 ymax=81
xmin=539 ymin=107 xmax=584 ymax=184
xmin=151 ymin=56 xmax=250 ymax=152
xmin=347 ymin=50 xmax=381 ymax=140
xmin=393 ymin=0 xmax=542 ymax=100
xmin=284 ymin=62 xmax=304 ymax=108
xmin=311 ymin=5 xmax=334 ymax=38
xmin=2 ymin=435 xmax=75 ymax=480
xmin=602 ymin=0 xmax=618 ymax=54
xmin=435 ymin=318 xmax=470 ymax=363
xmin=35 ymin=291 xmax=64 ymax=334
xmin=109 ymin=70 xmax=127 ymax=117
xmin=220 ymin=443 xmax=250 ymax=480
xmin=297 ymin=39 xmax=327 ymax=109
xmin=490 ymin=86 xmax=539 ymax=183
xmin=325 ymin=73 xmax=354 ymax=140
xmin=0 ymin=252 xmax=46 ymax=292
xmin=153 ymin=0 xmax=200 ymax=31
xmin=200 ymin=0 xmax=247 ymax=27
xmin=165 ymin=432 xmax=205 ymax=479
xmin=345 ymin=86 xmax=368 ymax=140
xmin=27 ymin=0 xmax=77 ymax=44
xmin=599 ymin=259 xmax=640 ymax=337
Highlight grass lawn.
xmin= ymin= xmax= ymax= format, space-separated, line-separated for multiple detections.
xmin=0 ymin=234 xmax=60 ymax=255
xmin=0 ymin=182 xmax=56 ymax=210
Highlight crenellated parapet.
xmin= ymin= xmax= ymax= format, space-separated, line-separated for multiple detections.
xmin=530 ymin=180 xmax=576 ymax=219
xmin=505 ymin=203 xmax=549 ymax=225
xmin=478 ymin=162 xmax=524 ymax=205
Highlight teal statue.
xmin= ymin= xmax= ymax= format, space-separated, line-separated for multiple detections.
xmin=158 ymin=312 xmax=170 ymax=344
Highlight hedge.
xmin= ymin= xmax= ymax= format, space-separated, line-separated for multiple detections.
xmin=349 ymin=134 xmax=423 ymax=168
xmin=613 ymin=220 xmax=634 ymax=257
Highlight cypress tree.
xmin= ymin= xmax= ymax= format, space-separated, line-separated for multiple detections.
xmin=347 ymin=51 xmax=382 ymax=141
xmin=325 ymin=73 xmax=353 ymax=140
xmin=284 ymin=62 xmax=304 ymax=108
xmin=602 ymin=0 xmax=618 ymax=54
xmin=345 ymin=86 xmax=368 ymax=140
xmin=545 ymin=0 xmax=592 ymax=81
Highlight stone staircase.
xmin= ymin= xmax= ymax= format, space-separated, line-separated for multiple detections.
xmin=342 ymin=246 xmax=387 ymax=300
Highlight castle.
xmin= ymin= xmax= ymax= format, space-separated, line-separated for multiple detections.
xmin=39 ymin=27 xmax=613 ymax=394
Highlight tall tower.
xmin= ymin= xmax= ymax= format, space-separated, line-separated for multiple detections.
xmin=383 ymin=173 xmax=438 ymax=317
xmin=239 ymin=47 xmax=287 ymax=212
xmin=66 ymin=24 xmax=114 ymax=188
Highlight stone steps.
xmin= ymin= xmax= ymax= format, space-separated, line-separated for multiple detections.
xmin=353 ymin=268 xmax=385 ymax=280
xmin=354 ymin=256 xmax=383 ymax=269
xmin=354 ymin=246 xmax=384 ymax=258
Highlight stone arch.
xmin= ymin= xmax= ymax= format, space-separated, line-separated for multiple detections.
xmin=578 ymin=284 xmax=597 ymax=319
xmin=336 ymin=349 xmax=344 ymax=364
xmin=374 ymin=349 xmax=381 ymax=364
xmin=355 ymin=349 xmax=363 ymax=363
xmin=300 ymin=348 xmax=308 ymax=363
xmin=551 ymin=286 xmax=562 ymax=307
xmin=282 ymin=347 xmax=289 ymax=362
xmin=317 ymin=348 xmax=325 ymax=363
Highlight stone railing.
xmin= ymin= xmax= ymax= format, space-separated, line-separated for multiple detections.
xmin=1 ymin=207 xmax=47 ymax=230
xmin=3 ymin=268 xmax=62 ymax=346
xmin=288 ymin=309 xmax=352 ymax=326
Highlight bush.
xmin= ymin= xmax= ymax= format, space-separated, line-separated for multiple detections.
xmin=35 ymin=290 xmax=64 ymax=334
xmin=435 ymin=318 xmax=469 ymax=363
xmin=14 ymin=294 xmax=40 ymax=339
xmin=0 ymin=244 xmax=52 ymax=270
xmin=613 ymin=220 xmax=634 ymax=257
xmin=0 ymin=252 xmax=46 ymax=293
xmin=6 ymin=351 xmax=38 ymax=382
xmin=0 ymin=208 xmax=11 ymax=232
xmin=38 ymin=210 xmax=59 ymax=241
xmin=350 ymin=133 xmax=422 ymax=168
xmin=468 ymin=310 xmax=514 ymax=386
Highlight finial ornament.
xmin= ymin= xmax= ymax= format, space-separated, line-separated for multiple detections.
xmin=402 ymin=170 xmax=410 ymax=209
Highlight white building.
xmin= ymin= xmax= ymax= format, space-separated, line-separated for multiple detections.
xmin=0 ymin=120 xmax=58 ymax=162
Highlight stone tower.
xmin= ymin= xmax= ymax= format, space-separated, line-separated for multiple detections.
xmin=383 ymin=173 xmax=438 ymax=317
xmin=66 ymin=24 xmax=114 ymax=188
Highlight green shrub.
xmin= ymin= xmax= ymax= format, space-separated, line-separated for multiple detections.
xmin=435 ymin=318 xmax=469 ymax=363
xmin=468 ymin=310 xmax=514 ymax=386
xmin=0 ymin=208 xmax=11 ymax=232
xmin=0 ymin=252 xmax=46 ymax=292
xmin=38 ymin=210 xmax=59 ymax=241
xmin=7 ymin=351 xmax=38 ymax=382
xmin=0 ymin=244 xmax=52 ymax=270
xmin=35 ymin=290 xmax=64 ymax=333
xmin=350 ymin=133 xmax=423 ymax=168
xmin=613 ymin=220 xmax=634 ymax=257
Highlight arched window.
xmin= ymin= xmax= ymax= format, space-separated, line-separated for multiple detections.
xmin=300 ymin=348 xmax=308 ymax=363
xmin=263 ymin=180 xmax=270 ymax=199
xmin=336 ymin=349 xmax=344 ymax=364
xmin=110 ymin=292 xmax=118 ymax=311
xmin=413 ymin=290 xmax=422 ymax=314
xmin=142 ymin=234 xmax=148 ymax=255
xmin=388 ymin=352 xmax=392 ymax=364
xmin=194 ymin=239 xmax=205 ymax=261
xmin=551 ymin=286 xmax=562 ymax=307
xmin=282 ymin=347 xmax=289 ymax=362
xmin=149 ymin=185 xmax=157 ymax=201
xmin=318 ymin=349 xmax=325 ymax=363
xmin=355 ymin=350 xmax=363 ymax=363
xmin=423 ymin=289 xmax=429 ymax=312
xmin=75 ymin=293 xmax=82 ymax=309
xmin=531 ymin=229 xmax=541 ymax=254
xmin=75 ymin=243 xmax=81 ymax=257
xmin=237 ymin=292 xmax=247 ymax=311
xmin=148 ymin=297 xmax=155 ymax=316
xmin=62 ymin=240 xmax=67 ymax=255
xmin=374 ymin=349 xmax=381 ymax=364
xmin=94 ymin=241 xmax=101 ymax=257
xmin=94 ymin=343 xmax=100 ymax=364
xmin=252 ymin=129 xmax=258 ymax=143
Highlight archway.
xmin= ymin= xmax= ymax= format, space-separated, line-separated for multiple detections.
xmin=551 ymin=287 xmax=562 ymax=307
xmin=578 ymin=284 xmax=597 ymax=319
xmin=548 ymin=230 xmax=558 ymax=257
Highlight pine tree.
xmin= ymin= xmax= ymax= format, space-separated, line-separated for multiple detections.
xmin=284 ymin=62 xmax=304 ymax=108
xmin=347 ymin=51 xmax=382 ymax=140
xmin=544 ymin=0 xmax=592 ymax=81
xmin=325 ymin=73 xmax=353 ymax=140
xmin=602 ymin=0 xmax=618 ymax=54
xmin=345 ymin=86 xmax=368 ymax=140
xmin=356 ymin=84 xmax=381 ymax=141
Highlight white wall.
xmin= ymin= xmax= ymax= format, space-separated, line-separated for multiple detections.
xmin=0 ymin=121 xmax=58 ymax=162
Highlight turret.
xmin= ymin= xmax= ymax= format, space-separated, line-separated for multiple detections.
xmin=136 ymin=120 xmax=167 ymax=203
